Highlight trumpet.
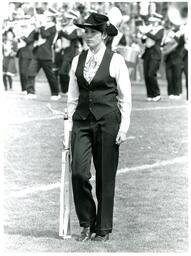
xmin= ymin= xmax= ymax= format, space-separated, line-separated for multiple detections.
xmin=137 ymin=21 xmax=157 ymax=48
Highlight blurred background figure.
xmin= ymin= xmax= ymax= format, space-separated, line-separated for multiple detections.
xmin=3 ymin=29 xmax=18 ymax=91
xmin=182 ymin=23 xmax=188 ymax=100
xmin=26 ymin=9 xmax=60 ymax=100
xmin=161 ymin=2 xmax=188 ymax=100
xmin=53 ymin=10 xmax=83 ymax=94
xmin=162 ymin=23 xmax=185 ymax=99
xmin=14 ymin=17 xmax=36 ymax=94
xmin=138 ymin=13 xmax=164 ymax=102
xmin=106 ymin=6 xmax=139 ymax=79
xmin=106 ymin=6 xmax=126 ymax=50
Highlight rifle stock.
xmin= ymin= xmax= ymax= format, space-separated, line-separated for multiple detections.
xmin=59 ymin=112 xmax=72 ymax=239
xmin=59 ymin=147 xmax=72 ymax=238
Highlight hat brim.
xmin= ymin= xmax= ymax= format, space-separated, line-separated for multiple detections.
xmin=148 ymin=17 xmax=161 ymax=22
xmin=74 ymin=22 xmax=118 ymax=36
xmin=74 ymin=22 xmax=104 ymax=30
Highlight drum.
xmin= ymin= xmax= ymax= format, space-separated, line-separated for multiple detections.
xmin=116 ymin=46 xmax=139 ymax=65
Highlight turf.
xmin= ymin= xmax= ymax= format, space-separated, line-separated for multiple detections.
xmin=2 ymin=76 xmax=188 ymax=253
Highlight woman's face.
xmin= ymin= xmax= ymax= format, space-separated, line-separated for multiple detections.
xmin=84 ymin=28 xmax=104 ymax=50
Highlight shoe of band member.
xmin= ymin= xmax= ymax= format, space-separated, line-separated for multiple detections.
xmin=76 ymin=227 xmax=92 ymax=242
xmin=50 ymin=95 xmax=61 ymax=101
xmin=173 ymin=95 xmax=181 ymax=100
xmin=152 ymin=95 xmax=161 ymax=102
xmin=147 ymin=97 xmax=152 ymax=101
xmin=21 ymin=90 xmax=27 ymax=95
xmin=26 ymin=93 xmax=37 ymax=99
xmin=91 ymin=233 xmax=109 ymax=242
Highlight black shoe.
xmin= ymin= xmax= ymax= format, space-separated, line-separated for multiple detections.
xmin=91 ymin=233 xmax=109 ymax=242
xmin=77 ymin=227 xmax=91 ymax=242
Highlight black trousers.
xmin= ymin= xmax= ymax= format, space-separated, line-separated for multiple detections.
xmin=143 ymin=57 xmax=161 ymax=98
xmin=3 ymin=74 xmax=12 ymax=90
xmin=18 ymin=57 xmax=32 ymax=91
xmin=165 ymin=63 xmax=183 ymax=96
xmin=183 ymin=50 xmax=188 ymax=100
xmin=59 ymin=74 xmax=69 ymax=93
xmin=71 ymin=110 xmax=121 ymax=235
xmin=27 ymin=58 xmax=59 ymax=95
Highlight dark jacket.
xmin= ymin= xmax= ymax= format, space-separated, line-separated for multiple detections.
xmin=16 ymin=30 xmax=35 ymax=59
xmin=73 ymin=49 xmax=119 ymax=121
xmin=164 ymin=35 xmax=185 ymax=67
xmin=33 ymin=25 xmax=57 ymax=60
xmin=57 ymin=29 xmax=82 ymax=75
xmin=142 ymin=27 xmax=164 ymax=61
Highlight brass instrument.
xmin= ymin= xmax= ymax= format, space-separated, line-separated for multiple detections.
xmin=116 ymin=46 xmax=139 ymax=65
xmin=162 ymin=37 xmax=178 ymax=55
xmin=138 ymin=22 xmax=160 ymax=48
xmin=32 ymin=7 xmax=62 ymax=49
xmin=33 ymin=8 xmax=47 ymax=48
xmin=162 ymin=2 xmax=188 ymax=55
xmin=167 ymin=2 xmax=188 ymax=26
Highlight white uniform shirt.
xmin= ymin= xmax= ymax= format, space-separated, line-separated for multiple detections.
xmin=67 ymin=44 xmax=132 ymax=134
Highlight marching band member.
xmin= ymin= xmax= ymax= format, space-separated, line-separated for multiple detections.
xmin=106 ymin=19 xmax=128 ymax=51
xmin=139 ymin=13 xmax=164 ymax=101
xmin=182 ymin=23 xmax=188 ymax=100
xmin=3 ymin=29 xmax=18 ymax=91
xmin=55 ymin=10 xmax=83 ymax=94
xmin=106 ymin=6 xmax=127 ymax=51
xmin=26 ymin=10 xmax=60 ymax=100
xmin=67 ymin=12 xmax=131 ymax=242
xmin=162 ymin=23 xmax=185 ymax=99
xmin=15 ymin=18 xmax=36 ymax=94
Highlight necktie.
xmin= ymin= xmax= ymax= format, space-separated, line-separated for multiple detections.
xmin=84 ymin=54 xmax=98 ymax=84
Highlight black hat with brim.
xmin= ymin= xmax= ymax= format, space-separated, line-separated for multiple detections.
xmin=74 ymin=12 xmax=118 ymax=36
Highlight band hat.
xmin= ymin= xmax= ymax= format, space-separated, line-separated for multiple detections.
xmin=44 ymin=7 xmax=61 ymax=17
xmin=74 ymin=12 xmax=118 ymax=36
xmin=64 ymin=10 xmax=80 ymax=20
xmin=122 ymin=15 xmax=130 ymax=23
xmin=149 ymin=12 xmax=163 ymax=22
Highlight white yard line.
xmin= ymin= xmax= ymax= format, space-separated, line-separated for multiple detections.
xmin=6 ymin=156 xmax=187 ymax=198
xmin=133 ymin=105 xmax=187 ymax=111
xmin=7 ymin=115 xmax=63 ymax=125
xmin=116 ymin=156 xmax=187 ymax=175
xmin=7 ymin=105 xmax=187 ymax=125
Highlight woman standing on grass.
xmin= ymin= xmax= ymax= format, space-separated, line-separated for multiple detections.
xmin=67 ymin=12 xmax=131 ymax=242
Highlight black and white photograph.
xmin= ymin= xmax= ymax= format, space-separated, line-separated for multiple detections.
xmin=1 ymin=0 xmax=190 ymax=254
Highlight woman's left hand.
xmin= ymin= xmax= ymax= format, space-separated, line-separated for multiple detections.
xmin=115 ymin=131 xmax=128 ymax=145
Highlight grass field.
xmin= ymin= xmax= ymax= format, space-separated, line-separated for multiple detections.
xmin=2 ymin=74 xmax=189 ymax=253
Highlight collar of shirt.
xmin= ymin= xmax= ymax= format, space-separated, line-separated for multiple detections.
xmin=86 ymin=44 xmax=106 ymax=66
xmin=44 ymin=23 xmax=55 ymax=30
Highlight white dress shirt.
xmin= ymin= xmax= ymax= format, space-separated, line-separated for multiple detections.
xmin=67 ymin=44 xmax=132 ymax=134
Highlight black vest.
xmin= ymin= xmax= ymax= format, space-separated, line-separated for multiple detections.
xmin=73 ymin=49 xmax=118 ymax=121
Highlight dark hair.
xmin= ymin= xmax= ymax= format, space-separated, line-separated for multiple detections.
xmin=3 ymin=28 xmax=15 ymax=38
